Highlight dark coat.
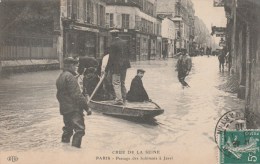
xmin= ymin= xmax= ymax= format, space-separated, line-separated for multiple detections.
xmin=106 ymin=37 xmax=131 ymax=74
xmin=78 ymin=56 xmax=99 ymax=75
xmin=176 ymin=54 xmax=192 ymax=74
xmin=126 ymin=76 xmax=149 ymax=102
xmin=56 ymin=69 xmax=88 ymax=115
xmin=82 ymin=73 xmax=104 ymax=101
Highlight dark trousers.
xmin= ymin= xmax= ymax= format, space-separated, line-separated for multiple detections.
xmin=219 ymin=61 xmax=225 ymax=70
xmin=178 ymin=71 xmax=189 ymax=87
xmin=62 ymin=112 xmax=85 ymax=147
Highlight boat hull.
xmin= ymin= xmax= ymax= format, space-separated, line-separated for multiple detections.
xmin=89 ymin=100 xmax=164 ymax=119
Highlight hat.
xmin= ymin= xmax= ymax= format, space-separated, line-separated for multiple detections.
xmin=109 ymin=29 xmax=119 ymax=33
xmin=137 ymin=69 xmax=145 ymax=73
xmin=63 ymin=57 xmax=78 ymax=64
xmin=85 ymin=67 xmax=97 ymax=74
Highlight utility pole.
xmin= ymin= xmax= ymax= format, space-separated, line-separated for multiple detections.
xmin=230 ymin=0 xmax=237 ymax=74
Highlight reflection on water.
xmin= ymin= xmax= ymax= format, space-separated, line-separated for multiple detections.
xmin=103 ymin=114 xmax=160 ymax=126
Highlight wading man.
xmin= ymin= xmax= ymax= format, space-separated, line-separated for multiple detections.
xmin=56 ymin=57 xmax=91 ymax=148
xmin=176 ymin=49 xmax=192 ymax=88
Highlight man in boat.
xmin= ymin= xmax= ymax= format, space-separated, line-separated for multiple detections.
xmin=105 ymin=29 xmax=131 ymax=105
xmin=176 ymin=49 xmax=192 ymax=88
xmin=101 ymin=53 xmax=115 ymax=100
xmin=77 ymin=55 xmax=99 ymax=76
xmin=126 ymin=69 xmax=150 ymax=102
xmin=82 ymin=67 xmax=109 ymax=101
xmin=56 ymin=57 xmax=91 ymax=148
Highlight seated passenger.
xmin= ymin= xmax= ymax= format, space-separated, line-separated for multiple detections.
xmin=83 ymin=67 xmax=106 ymax=101
xmin=126 ymin=69 xmax=150 ymax=102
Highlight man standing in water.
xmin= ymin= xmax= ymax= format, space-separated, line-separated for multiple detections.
xmin=176 ymin=49 xmax=192 ymax=88
xmin=56 ymin=57 xmax=91 ymax=148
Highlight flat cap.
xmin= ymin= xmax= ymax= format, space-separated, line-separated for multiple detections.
xmin=63 ymin=57 xmax=78 ymax=64
xmin=137 ymin=69 xmax=145 ymax=73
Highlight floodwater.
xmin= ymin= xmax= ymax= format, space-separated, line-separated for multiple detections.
xmin=0 ymin=56 xmax=244 ymax=164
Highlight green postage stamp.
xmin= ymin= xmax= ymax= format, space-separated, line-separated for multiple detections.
xmin=219 ymin=130 xmax=260 ymax=164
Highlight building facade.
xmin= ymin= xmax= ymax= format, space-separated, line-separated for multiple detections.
xmin=0 ymin=0 xmax=107 ymax=72
xmin=0 ymin=0 xmax=61 ymax=71
xmin=194 ymin=16 xmax=211 ymax=55
xmin=157 ymin=0 xmax=195 ymax=54
xmin=62 ymin=0 xmax=107 ymax=60
xmin=160 ymin=16 xmax=175 ymax=58
xmin=105 ymin=0 xmax=162 ymax=61
xmin=224 ymin=0 xmax=260 ymax=128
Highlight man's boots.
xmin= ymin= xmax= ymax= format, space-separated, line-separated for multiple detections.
xmin=61 ymin=133 xmax=73 ymax=143
xmin=72 ymin=136 xmax=82 ymax=148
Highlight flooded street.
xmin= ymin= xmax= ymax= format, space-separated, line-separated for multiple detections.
xmin=0 ymin=56 xmax=244 ymax=164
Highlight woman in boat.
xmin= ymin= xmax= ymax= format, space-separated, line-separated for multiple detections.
xmin=126 ymin=69 xmax=150 ymax=102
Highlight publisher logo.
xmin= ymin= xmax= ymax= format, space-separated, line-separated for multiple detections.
xmin=7 ymin=156 xmax=18 ymax=162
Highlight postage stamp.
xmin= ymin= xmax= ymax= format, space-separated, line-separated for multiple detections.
xmin=219 ymin=130 xmax=260 ymax=164
xmin=215 ymin=110 xmax=246 ymax=146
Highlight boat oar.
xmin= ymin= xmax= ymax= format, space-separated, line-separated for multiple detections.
xmin=87 ymin=54 xmax=109 ymax=104
xmin=87 ymin=72 xmax=106 ymax=104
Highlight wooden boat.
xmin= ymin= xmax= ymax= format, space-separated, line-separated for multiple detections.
xmin=88 ymin=100 xmax=164 ymax=119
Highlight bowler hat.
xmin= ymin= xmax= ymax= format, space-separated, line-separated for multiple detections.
xmin=64 ymin=57 xmax=78 ymax=64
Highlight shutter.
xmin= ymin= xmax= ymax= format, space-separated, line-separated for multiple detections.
xmin=106 ymin=13 xmax=110 ymax=27
xmin=116 ymin=14 xmax=121 ymax=28
xmin=130 ymin=15 xmax=134 ymax=29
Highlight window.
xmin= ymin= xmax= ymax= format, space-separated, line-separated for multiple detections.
xmin=67 ymin=0 xmax=72 ymax=18
xmin=87 ymin=0 xmax=93 ymax=23
xmin=122 ymin=14 xmax=129 ymax=29
xmin=109 ymin=13 xmax=114 ymax=27
xmin=71 ymin=0 xmax=78 ymax=19
xmin=100 ymin=5 xmax=105 ymax=26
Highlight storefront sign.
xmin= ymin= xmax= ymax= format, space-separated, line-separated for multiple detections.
xmin=211 ymin=26 xmax=226 ymax=36
xmin=71 ymin=25 xmax=99 ymax=33
xmin=213 ymin=0 xmax=224 ymax=7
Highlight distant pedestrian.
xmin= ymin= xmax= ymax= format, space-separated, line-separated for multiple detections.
xmin=218 ymin=48 xmax=226 ymax=71
xmin=126 ymin=69 xmax=150 ymax=102
xmin=162 ymin=49 xmax=167 ymax=60
xmin=176 ymin=49 xmax=192 ymax=88
xmin=56 ymin=57 xmax=91 ymax=148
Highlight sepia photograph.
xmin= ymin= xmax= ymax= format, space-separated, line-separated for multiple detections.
xmin=0 ymin=0 xmax=260 ymax=164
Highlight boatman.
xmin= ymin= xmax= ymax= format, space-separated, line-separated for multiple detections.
xmin=126 ymin=69 xmax=150 ymax=102
xmin=104 ymin=29 xmax=131 ymax=105
xmin=56 ymin=57 xmax=91 ymax=148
